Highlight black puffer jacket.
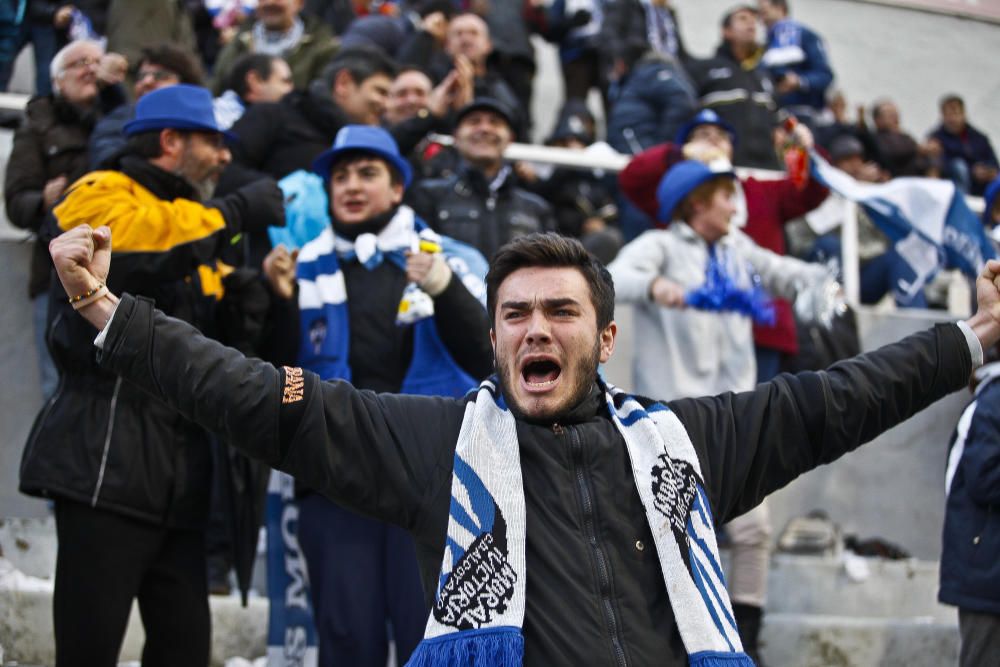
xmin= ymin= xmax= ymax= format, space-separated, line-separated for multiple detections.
xmin=19 ymin=157 xmax=276 ymax=529
xmin=687 ymin=43 xmax=780 ymax=170
xmin=407 ymin=165 xmax=556 ymax=261
xmin=98 ymin=293 xmax=971 ymax=665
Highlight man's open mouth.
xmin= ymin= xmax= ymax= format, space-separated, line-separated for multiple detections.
xmin=522 ymin=359 xmax=561 ymax=388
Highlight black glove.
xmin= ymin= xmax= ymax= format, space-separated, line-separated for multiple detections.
xmin=211 ymin=177 xmax=286 ymax=234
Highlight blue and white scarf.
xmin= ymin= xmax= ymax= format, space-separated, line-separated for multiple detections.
xmin=295 ymin=205 xmax=488 ymax=395
xmin=407 ymin=379 xmax=753 ymax=666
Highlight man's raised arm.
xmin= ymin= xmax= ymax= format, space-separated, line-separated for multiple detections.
xmin=48 ymin=225 xmax=464 ymax=530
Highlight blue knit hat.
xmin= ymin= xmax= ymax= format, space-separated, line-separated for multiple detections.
xmin=984 ymin=175 xmax=1000 ymax=226
xmin=675 ymin=108 xmax=738 ymax=146
xmin=312 ymin=124 xmax=413 ymax=188
xmin=123 ymin=84 xmax=236 ymax=139
xmin=657 ymin=159 xmax=736 ymax=223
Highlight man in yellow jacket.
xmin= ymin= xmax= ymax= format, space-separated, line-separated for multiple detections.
xmin=20 ymin=84 xmax=289 ymax=667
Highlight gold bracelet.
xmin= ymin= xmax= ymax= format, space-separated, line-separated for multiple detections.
xmin=70 ymin=285 xmax=109 ymax=311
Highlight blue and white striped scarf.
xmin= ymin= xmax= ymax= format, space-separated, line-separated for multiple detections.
xmin=407 ymin=378 xmax=754 ymax=666
xmin=295 ymin=206 xmax=488 ymax=395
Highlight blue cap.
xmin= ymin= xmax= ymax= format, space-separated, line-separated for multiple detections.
xmin=984 ymin=175 xmax=1000 ymax=226
xmin=312 ymin=125 xmax=413 ymax=188
xmin=675 ymin=108 xmax=738 ymax=146
xmin=123 ymin=84 xmax=236 ymax=140
xmin=657 ymin=159 xmax=736 ymax=223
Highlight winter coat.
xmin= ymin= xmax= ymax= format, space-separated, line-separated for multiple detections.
xmin=407 ymin=164 xmax=557 ymax=261
xmin=928 ymin=122 xmax=999 ymax=197
xmin=687 ymin=42 xmax=779 ymax=170
xmin=211 ymin=13 xmax=339 ymax=95
xmin=19 ymin=156 xmax=270 ymax=529
xmin=95 ymin=290 xmax=973 ymax=665
xmin=940 ymin=365 xmax=1000 ymax=615
xmin=616 ymin=142 xmax=828 ymax=354
xmin=5 ymin=92 xmax=118 ymax=297
xmin=609 ymin=222 xmax=826 ymax=398
xmin=761 ymin=18 xmax=833 ymax=112
xmin=606 ymin=52 xmax=696 ymax=156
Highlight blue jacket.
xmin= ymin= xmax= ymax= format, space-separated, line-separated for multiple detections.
xmin=940 ymin=366 xmax=1000 ymax=614
xmin=762 ymin=19 xmax=833 ymax=112
xmin=929 ymin=123 xmax=999 ymax=197
xmin=607 ymin=53 xmax=696 ymax=155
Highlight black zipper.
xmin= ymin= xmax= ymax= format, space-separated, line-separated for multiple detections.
xmin=560 ymin=422 xmax=629 ymax=667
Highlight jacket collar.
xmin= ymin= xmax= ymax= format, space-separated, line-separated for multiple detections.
xmin=118 ymin=155 xmax=200 ymax=202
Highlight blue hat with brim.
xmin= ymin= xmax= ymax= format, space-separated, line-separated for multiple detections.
xmin=675 ymin=108 xmax=738 ymax=146
xmin=657 ymin=159 xmax=737 ymax=223
xmin=984 ymin=175 xmax=1000 ymax=226
xmin=312 ymin=124 xmax=413 ymax=188
xmin=123 ymin=84 xmax=237 ymax=141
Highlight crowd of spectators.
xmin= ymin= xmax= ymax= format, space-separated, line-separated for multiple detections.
xmin=3 ymin=1 xmax=999 ymax=666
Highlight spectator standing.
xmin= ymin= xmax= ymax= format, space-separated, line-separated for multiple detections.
xmin=478 ymin=0 xmax=538 ymax=118
xmin=407 ymin=97 xmax=556 ymax=262
xmin=18 ymin=84 xmax=287 ymax=667
xmin=871 ymin=97 xmax=928 ymax=178
xmin=617 ymin=108 xmax=829 ymax=378
xmin=88 ymin=43 xmax=205 ymax=168
xmin=213 ymin=53 xmax=294 ymax=129
xmin=940 ymin=352 xmax=1000 ymax=667
xmin=293 ymin=124 xmax=492 ymax=667
xmin=4 ymin=38 xmax=125 ymax=398
xmin=608 ymin=159 xmax=831 ymax=663
xmin=759 ymin=0 xmax=833 ymax=125
xmin=686 ymin=4 xmax=779 ymax=169
xmin=926 ymin=94 xmax=999 ymax=197
xmin=211 ymin=0 xmax=339 ymax=95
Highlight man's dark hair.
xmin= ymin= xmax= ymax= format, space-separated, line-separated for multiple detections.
xmin=126 ymin=130 xmax=166 ymax=158
xmin=329 ymin=151 xmax=403 ymax=186
xmin=486 ymin=233 xmax=615 ymax=330
xmin=320 ymin=45 xmax=397 ymax=90
xmin=137 ymin=43 xmax=205 ymax=86
xmin=940 ymin=93 xmax=964 ymax=110
xmin=721 ymin=4 xmax=758 ymax=28
xmin=228 ymin=53 xmax=279 ymax=99
xmin=417 ymin=0 xmax=455 ymax=19
xmin=763 ymin=0 xmax=790 ymax=13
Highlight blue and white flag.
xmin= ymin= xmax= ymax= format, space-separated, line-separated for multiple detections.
xmin=811 ymin=153 xmax=997 ymax=299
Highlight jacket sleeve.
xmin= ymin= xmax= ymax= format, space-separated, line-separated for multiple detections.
xmin=3 ymin=121 xmax=47 ymax=231
xmin=607 ymin=230 xmax=668 ymax=303
xmin=228 ymin=103 xmax=282 ymax=172
xmin=668 ymin=323 xmax=973 ymax=524
xmin=617 ymin=143 xmax=676 ymax=221
xmin=960 ymin=386 xmax=1000 ymax=506
xmin=796 ymin=30 xmax=834 ymax=96
xmin=88 ymin=107 xmax=130 ymax=170
xmin=649 ymin=70 xmax=696 ymax=146
xmin=432 ymin=274 xmax=494 ymax=381
xmin=99 ymin=294 xmax=464 ymax=529
xmin=737 ymin=230 xmax=828 ymax=301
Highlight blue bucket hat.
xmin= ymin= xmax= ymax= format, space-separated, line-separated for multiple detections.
xmin=984 ymin=175 xmax=1000 ymax=226
xmin=312 ymin=125 xmax=413 ymax=188
xmin=123 ymin=84 xmax=236 ymax=140
xmin=675 ymin=108 xmax=738 ymax=146
xmin=657 ymin=159 xmax=736 ymax=223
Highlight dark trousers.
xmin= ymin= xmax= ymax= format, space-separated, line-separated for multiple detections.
xmin=958 ymin=608 xmax=1000 ymax=667
xmin=53 ymin=500 xmax=211 ymax=667
xmin=298 ymin=493 xmax=428 ymax=667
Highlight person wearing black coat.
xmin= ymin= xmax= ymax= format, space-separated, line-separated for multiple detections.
xmin=407 ymin=98 xmax=556 ymax=262
xmin=46 ymin=224 xmax=1000 ymax=666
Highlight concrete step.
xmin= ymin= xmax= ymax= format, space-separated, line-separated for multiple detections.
xmin=760 ymin=613 xmax=958 ymax=667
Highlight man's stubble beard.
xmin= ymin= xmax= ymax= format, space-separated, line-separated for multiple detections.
xmin=495 ymin=336 xmax=601 ymax=423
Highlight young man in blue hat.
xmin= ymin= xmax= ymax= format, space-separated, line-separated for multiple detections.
xmin=19 ymin=83 xmax=288 ymax=667
xmin=609 ymin=159 xmax=831 ymax=663
xmin=290 ymin=124 xmax=493 ymax=667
